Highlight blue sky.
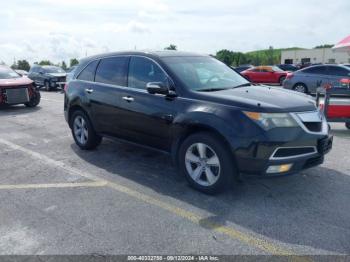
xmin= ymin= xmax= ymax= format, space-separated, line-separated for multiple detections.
xmin=0 ymin=0 xmax=349 ymax=65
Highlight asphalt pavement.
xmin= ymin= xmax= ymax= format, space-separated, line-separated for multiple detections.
xmin=0 ymin=91 xmax=349 ymax=256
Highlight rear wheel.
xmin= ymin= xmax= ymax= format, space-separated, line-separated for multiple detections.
xmin=25 ymin=90 xmax=41 ymax=107
xmin=346 ymin=122 xmax=350 ymax=130
xmin=293 ymin=83 xmax=307 ymax=93
xmin=178 ymin=132 xmax=237 ymax=194
xmin=71 ymin=110 xmax=102 ymax=150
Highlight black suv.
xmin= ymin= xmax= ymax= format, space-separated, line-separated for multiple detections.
xmin=28 ymin=65 xmax=67 ymax=91
xmin=64 ymin=51 xmax=332 ymax=194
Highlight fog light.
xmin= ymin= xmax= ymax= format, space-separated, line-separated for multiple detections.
xmin=266 ymin=164 xmax=293 ymax=174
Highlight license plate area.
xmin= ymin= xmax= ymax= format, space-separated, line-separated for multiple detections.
xmin=5 ymin=88 xmax=29 ymax=104
xmin=318 ymin=136 xmax=333 ymax=154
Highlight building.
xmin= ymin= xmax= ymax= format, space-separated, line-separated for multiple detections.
xmin=281 ymin=48 xmax=350 ymax=65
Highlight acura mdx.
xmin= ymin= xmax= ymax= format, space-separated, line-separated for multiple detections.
xmin=64 ymin=51 xmax=332 ymax=194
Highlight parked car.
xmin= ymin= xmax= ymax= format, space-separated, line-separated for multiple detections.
xmin=283 ymin=64 xmax=350 ymax=93
xmin=276 ymin=64 xmax=298 ymax=72
xmin=15 ymin=69 xmax=29 ymax=76
xmin=241 ymin=66 xmax=287 ymax=85
xmin=66 ymin=65 xmax=78 ymax=83
xmin=344 ymin=64 xmax=350 ymax=68
xmin=0 ymin=65 xmax=40 ymax=107
xmin=234 ymin=65 xmax=254 ymax=73
xmin=64 ymin=51 xmax=332 ymax=194
xmin=28 ymin=65 xmax=66 ymax=91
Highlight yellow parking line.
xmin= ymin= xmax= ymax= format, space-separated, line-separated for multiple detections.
xmin=0 ymin=180 xmax=107 ymax=190
xmin=0 ymin=138 xmax=310 ymax=259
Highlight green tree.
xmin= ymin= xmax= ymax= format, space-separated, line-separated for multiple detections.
xmin=164 ymin=44 xmax=177 ymax=50
xmin=70 ymin=58 xmax=79 ymax=67
xmin=314 ymin=44 xmax=334 ymax=49
xmin=17 ymin=60 xmax=30 ymax=71
xmin=265 ymin=46 xmax=274 ymax=65
xmin=39 ymin=60 xmax=53 ymax=66
xmin=61 ymin=61 xmax=67 ymax=70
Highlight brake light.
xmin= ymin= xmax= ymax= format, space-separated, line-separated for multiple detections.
xmin=286 ymin=73 xmax=294 ymax=80
xmin=64 ymin=83 xmax=68 ymax=92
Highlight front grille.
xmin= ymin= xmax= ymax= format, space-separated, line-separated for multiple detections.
xmin=303 ymin=122 xmax=322 ymax=132
xmin=5 ymin=88 xmax=29 ymax=104
xmin=272 ymin=147 xmax=316 ymax=158
xmin=58 ymin=76 xmax=66 ymax=82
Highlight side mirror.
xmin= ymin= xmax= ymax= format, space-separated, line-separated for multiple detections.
xmin=146 ymin=82 xmax=176 ymax=96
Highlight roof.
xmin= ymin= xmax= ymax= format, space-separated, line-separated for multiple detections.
xmin=80 ymin=50 xmax=207 ymax=63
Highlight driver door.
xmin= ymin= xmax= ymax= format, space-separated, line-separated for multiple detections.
xmin=116 ymin=56 xmax=178 ymax=151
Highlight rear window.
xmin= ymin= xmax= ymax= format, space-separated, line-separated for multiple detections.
xmin=77 ymin=60 xmax=99 ymax=82
xmin=95 ymin=57 xmax=128 ymax=86
xmin=327 ymin=66 xmax=350 ymax=76
xmin=0 ymin=66 xmax=20 ymax=79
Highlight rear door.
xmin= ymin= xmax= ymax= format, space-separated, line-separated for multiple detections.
xmin=83 ymin=56 xmax=129 ymax=135
xmin=300 ymin=66 xmax=328 ymax=93
xmin=116 ymin=56 xmax=177 ymax=150
xmin=326 ymin=66 xmax=350 ymax=86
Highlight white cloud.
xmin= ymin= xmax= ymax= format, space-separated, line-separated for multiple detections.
xmin=0 ymin=0 xmax=349 ymax=65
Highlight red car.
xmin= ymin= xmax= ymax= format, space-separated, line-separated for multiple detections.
xmin=0 ymin=65 xmax=40 ymax=107
xmin=241 ymin=66 xmax=287 ymax=85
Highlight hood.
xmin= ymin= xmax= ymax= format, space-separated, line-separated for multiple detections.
xmin=0 ymin=76 xmax=33 ymax=87
xmin=47 ymin=73 xmax=67 ymax=77
xmin=196 ymin=85 xmax=316 ymax=113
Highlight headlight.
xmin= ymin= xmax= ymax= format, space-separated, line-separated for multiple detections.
xmin=243 ymin=111 xmax=298 ymax=130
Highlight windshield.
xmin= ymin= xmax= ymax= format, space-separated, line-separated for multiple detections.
xmin=162 ymin=56 xmax=249 ymax=91
xmin=44 ymin=66 xmax=65 ymax=73
xmin=0 ymin=66 xmax=20 ymax=79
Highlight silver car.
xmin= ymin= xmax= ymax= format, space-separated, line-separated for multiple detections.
xmin=283 ymin=64 xmax=350 ymax=93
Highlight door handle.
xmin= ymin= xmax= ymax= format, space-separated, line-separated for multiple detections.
xmin=122 ymin=96 xmax=134 ymax=102
xmin=85 ymin=88 xmax=94 ymax=94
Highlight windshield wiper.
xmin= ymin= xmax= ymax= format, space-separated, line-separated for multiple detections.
xmin=233 ymin=83 xmax=252 ymax=88
xmin=197 ymin=88 xmax=228 ymax=92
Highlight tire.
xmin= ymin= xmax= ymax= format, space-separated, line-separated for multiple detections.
xmin=25 ymin=90 xmax=41 ymax=107
xmin=346 ymin=122 xmax=350 ymax=130
xmin=70 ymin=110 xmax=102 ymax=150
xmin=44 ymin=80 xmax=51 ymax=91
xmin=178 ymin=132 xmax=237 ymax=194
xmin=279 ymin=76 xmax=286 ymax=86
xmin=293 ymin=83 xmax=308 ymax=93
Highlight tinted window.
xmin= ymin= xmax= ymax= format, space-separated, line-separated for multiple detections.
xmin=302 ymin=66 xmax=327 ymax=74
xmin=95 ymin=57 xmax=128 ymax=86
xmin=77 ymin=60 xmax=99 ymax=81
xmin=128 ymin=57 xmax=167 ymax=90
xmin=327 ymin=66 xmax=350 ymax=76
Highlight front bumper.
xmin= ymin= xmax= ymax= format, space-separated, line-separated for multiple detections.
xmin=51 ymin=81 xmax=66 ymax=89
xmin=235 ymin=135 xmax=332 ymax=176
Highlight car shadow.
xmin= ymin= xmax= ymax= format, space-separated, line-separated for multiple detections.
xmin=0 ymin=104 xmax=41 ymax=115
xmin=71 ymin=139 xmax=350 ymax=254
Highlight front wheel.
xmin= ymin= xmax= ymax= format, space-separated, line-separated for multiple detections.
xmin=178 ymin=132 xmax=237 ymax=194
xmin=293 ymin=83 xmax=307 ymax=93
xmin=25 ymin=90 xmax=41 ymax=107
xmin=71 ymin=110 xmax=102 ymax=150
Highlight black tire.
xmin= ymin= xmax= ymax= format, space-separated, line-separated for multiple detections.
xmin=279 ymin=76 xmax=286 ymax=85
xmin=346 ymin=122 xmax=350 ymax=130
xmin=25 ymin=90 xmax=41 ymax=107
xmin=178 ymin=132 xmax=237 ymax=194
xmin=70 ymin=110 xmax=102 ymax=150
xmin=293 ymin=83 xmax=308 ymax=93
xmin=44 ymin=80 xmax=51 ymax=91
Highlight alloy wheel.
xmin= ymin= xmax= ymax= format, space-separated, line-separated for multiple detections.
xmin=185 ymin=143 xmax=221 ymax=187
xmin=73 ymin=116 xmax=89 ymax=145
xmin=294 ymin=85 xmax=306 ymax=93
